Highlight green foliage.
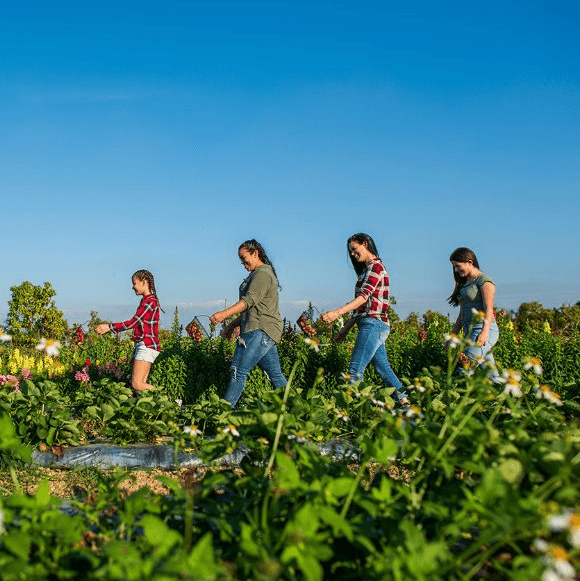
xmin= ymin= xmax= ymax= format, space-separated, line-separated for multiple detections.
xmin=5 ymin=281 xmax=68 ymax=346
xmin=1 ymin=300 xmax=580 ymax=579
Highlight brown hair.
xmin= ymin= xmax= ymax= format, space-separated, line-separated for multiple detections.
xmin=447 ymin=247 xmax=480 ymax=307
xmin=132 ymin=270 xmax=164 ymax=312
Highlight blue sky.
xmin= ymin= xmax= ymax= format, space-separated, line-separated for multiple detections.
xmin=1 ymin=0 xmax=579 ymax=330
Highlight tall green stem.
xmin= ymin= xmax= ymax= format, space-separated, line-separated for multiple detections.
xmin=264 ymin=360 xmax=298 ymax=477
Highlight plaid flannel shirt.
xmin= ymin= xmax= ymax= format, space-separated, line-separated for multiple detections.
xmin=354 ymin=258 xmax=390 ymax=323
xmin=109 ymin=294 xmax=160 ymax=351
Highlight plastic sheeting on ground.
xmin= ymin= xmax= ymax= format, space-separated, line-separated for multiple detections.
xmin=31 ymin=439 xmax=360 ymax=469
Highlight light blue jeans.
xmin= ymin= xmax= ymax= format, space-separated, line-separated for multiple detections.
xmin=463 ymin=320 xmax=500 ymax=381
xmin=348 ymin=317 xmax=408 ymax=403
xmin=224 ymin=329 xmax=287 ymax=407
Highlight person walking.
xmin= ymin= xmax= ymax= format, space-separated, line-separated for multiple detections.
xmin=322 ymin=233 xmax=409 ymax=406
xmin=448 ymin=247 xmax=501 ymax=381
xmin=210 ymin=239 xmax=287 ymax=407
xmin=95 ymin=269 xmax=161 ymax=391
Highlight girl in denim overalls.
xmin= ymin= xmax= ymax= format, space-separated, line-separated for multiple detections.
xmin=448 ymin=247 xmax=501 ymax=382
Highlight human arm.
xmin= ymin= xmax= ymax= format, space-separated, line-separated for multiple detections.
xmin=105 ymin=297 xmax=156 ymax=334
xmin=95 ymin=324 xmax=110 ymax=335
xmin=475 ymin=282 xmax=496 ymax=346
xmin=210 ymin=302 xmax=246 ymax=326
xmin=321 ymin=295 xmax=367 ymax=323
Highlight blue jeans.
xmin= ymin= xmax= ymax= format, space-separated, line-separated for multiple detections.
xmin=348 ymin=317 xmax=407 ymax=403
xmin=463 ymin=320 xmax=500 ymax=381
xmin=224 ymin=329 xmax=287 ymax=407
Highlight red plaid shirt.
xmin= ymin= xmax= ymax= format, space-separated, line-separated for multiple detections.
xmin=109 ymin=294 xmax=160 ymax=351
xmin=354 ymin=258 xmax=390 ymax=323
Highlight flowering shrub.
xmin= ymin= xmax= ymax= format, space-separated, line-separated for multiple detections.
xmin=185 ymin=318 xmax=205 ymax=342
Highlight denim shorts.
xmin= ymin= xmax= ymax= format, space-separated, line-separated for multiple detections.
xmin=134 ymin=342 xmax=160 ymax=363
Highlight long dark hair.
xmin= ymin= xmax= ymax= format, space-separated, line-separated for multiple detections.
xmin=238 ymin=239 xmax=281 ymax=289
xmin=133 ymin=269 xmax=164 ymax=313
xmin=447 ymin=247 xmax=480 ymax=307
xmin=347 ymin=233 xmax=380 ymax=276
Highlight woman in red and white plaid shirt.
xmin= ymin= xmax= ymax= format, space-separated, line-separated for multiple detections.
xmin=322 ymin=233 xmax=409 ymax=406
xmin=95 ymin=270 xmax=161 ymax=392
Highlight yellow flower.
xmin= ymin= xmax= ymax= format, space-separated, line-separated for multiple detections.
xmin=543 ymin=321 xmax=551 ymax=334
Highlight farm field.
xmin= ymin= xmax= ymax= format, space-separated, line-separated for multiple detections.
xmin=1 ymin=304 xmax=579 ymax=580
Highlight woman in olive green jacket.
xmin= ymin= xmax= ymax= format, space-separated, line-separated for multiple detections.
xmin=210 ymin=239 xmax=287 ymax=407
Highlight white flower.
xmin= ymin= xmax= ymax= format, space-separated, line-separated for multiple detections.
xmin=410 ymin=382 xmax=426 ymax=393
xmin=183 ymin=424 xmax=202 ymax=437
xmin=536 ymin=385 xmax=564 ymax=406
xmin=340 ymin=372 xmax=352 ymax=382
xmin=35 ymin=338 xmax=61 ymax=357
xmin=0 ymin=330 xmax=11 ymax=342
xmin=524 ymin=357 xmax=543 ymax=375
xmin=257 ymin=437 xmax=269 ymax=445
xmin=402 ymin=405 xmax=421 ymax=418
xmin=371 ymin=398 xmax=386 ymax=408
xmin=175 ymin=399 xmax=183 ymax=407
xmin=547 ymin=512 xmax=580 ymax=548
xmin=497 ymin=368 xmax=521 ymax=386
xmin=534 ymin=538 xmax=549 ymax=552
xmin=223 ymin=424 xmax=240 ymax=437
xmin=444 ymin=333 xmax=461 ymax=349
xmin=304 ymin=337 xmax=320 ymax=352
xmin=336 ymin=411 xmax=349 ymax=422
xmin=503 ymin=383 xmax=523 ymax=397
xmin=288 ymin=433 xmax=306 ymax=443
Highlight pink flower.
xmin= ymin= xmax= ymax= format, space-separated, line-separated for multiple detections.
xmin=75 ymin=367 xmax=90 ymax=383
xmin=85 ymin=358 xmax=91 ymax=367
xmin=0 ymin=374 xmax=20 ymax=390
xmin=21 ymin=368 xmax=32 ymax=380
xmin=73 ymin=326 xmax=84 ymax=344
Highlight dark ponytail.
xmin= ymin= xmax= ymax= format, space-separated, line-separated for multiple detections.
xmin=238 ymin=239 xmax=281 ymax=289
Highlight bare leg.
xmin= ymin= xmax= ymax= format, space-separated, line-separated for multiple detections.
xmin=132 ymin=360 xmax=156 ymax=391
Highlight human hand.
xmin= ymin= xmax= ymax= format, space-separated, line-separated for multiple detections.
xmin=95 ymin=324 xmax=110 ymax=335
xmin=321 ymin=310 xmax=339 ymax=324
xmin=210 ymin=312 xmax=225 ymax=326
xmin=475 ymin=331 xmax=488 ymax=346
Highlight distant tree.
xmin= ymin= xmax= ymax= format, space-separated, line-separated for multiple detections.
xmin=5 ymin=281 xmax=68 ymax=346
xmin=552 ymin=303 xmax=580 ymax=337
xmin=87 ymin=310 xmax=107 ymax=332
xmin=513 ymin=302 xmax=551 ymax=331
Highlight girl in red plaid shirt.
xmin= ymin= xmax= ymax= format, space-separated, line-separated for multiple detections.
xmin=322 ymin=233 xmax=409 ymax=406
xmin=95 ymin=270 xmax=161 ymax=392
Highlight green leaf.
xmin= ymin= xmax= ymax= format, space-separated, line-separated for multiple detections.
xmin=186 ymin=532 xmax=221 ymax=579
xmin=35 ymin=479 xmax=51 ymax=505
xmin=3 ymin=531 xmax=31 ymax=559
xmin=498 ymin=458 xmax=524 ymax=485
xmin=260 ymin=412 xmax=278 ymax=425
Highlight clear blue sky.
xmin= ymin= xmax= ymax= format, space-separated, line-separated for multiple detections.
xmin=1 ymin=0 xmax=579 ymax=329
